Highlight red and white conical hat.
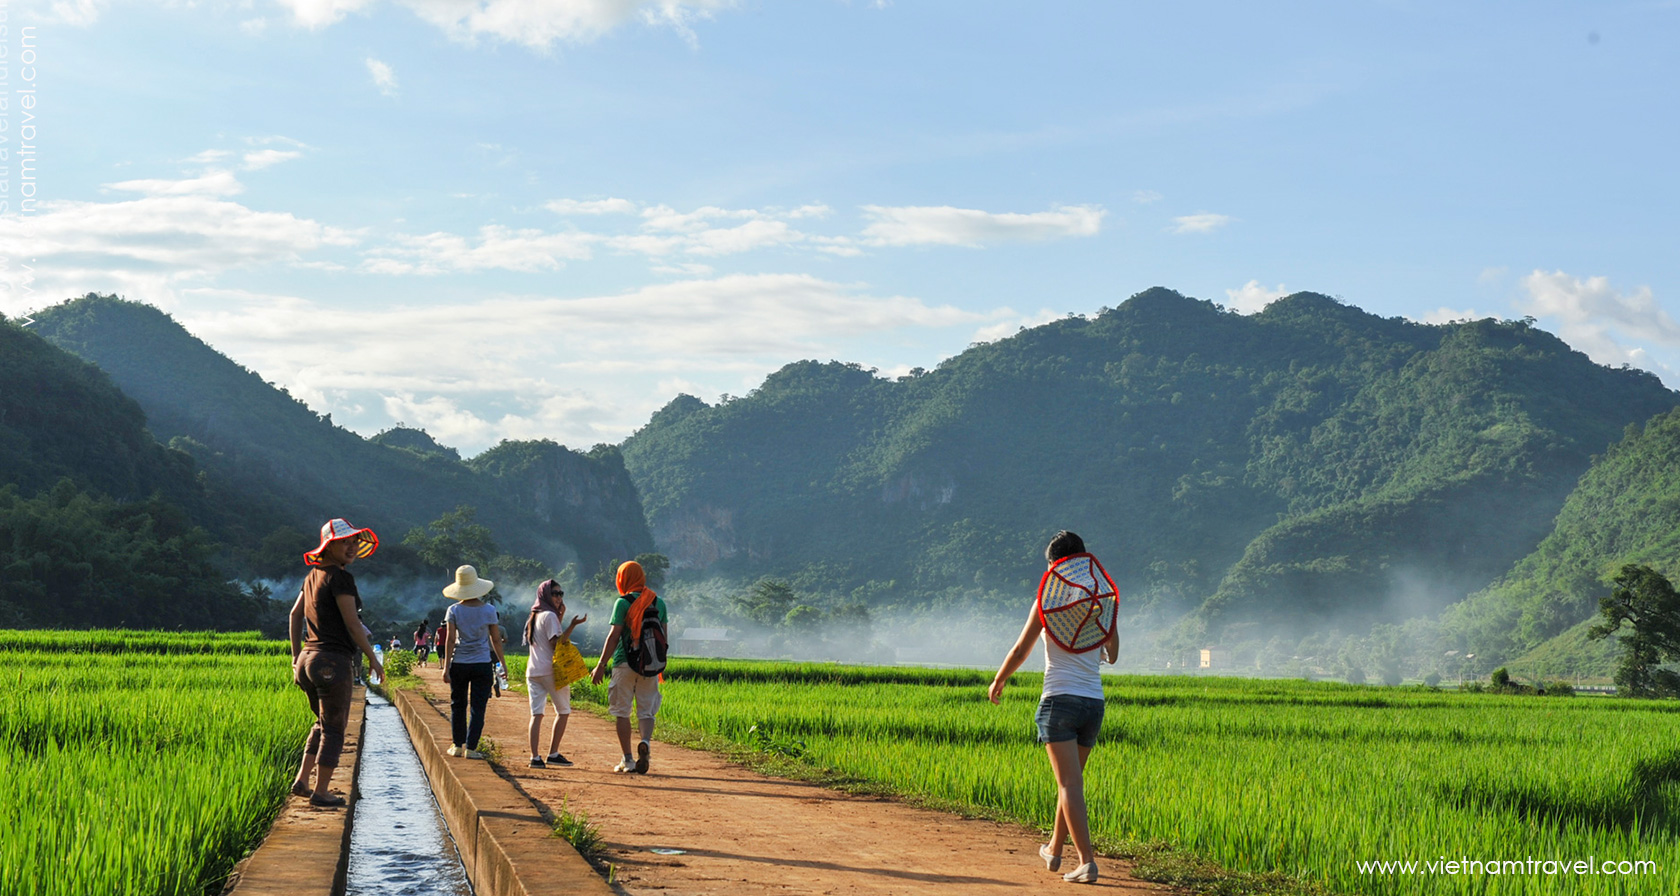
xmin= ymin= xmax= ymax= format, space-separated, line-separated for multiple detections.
xmin=1036 ymin=553 xmax=1118 ymax=653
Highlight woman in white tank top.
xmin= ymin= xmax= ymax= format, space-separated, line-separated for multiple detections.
xmin=988 ymin=531 xmax=1119 ymax=885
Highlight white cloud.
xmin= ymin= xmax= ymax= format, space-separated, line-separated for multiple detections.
xmin=651 ymin=261 xmax=715 ymax=277
xmin=641 ymin=204 xmax=760 ymax=233
xmin=365 ymin=57 xmax=399 ymax=96
xmin=685 ymin=219 xmax=801 ymax=256
xmin=105 ymin=171 xmax=246 ymax=197
xmin=272 ymin=0 xmax=379 ymax=28
xmin=1132 ymin=190 xmax=1163 ymax=204
xmin=164 ymin=274 xmax=1003 ymax=452
xmin=547 ymin=197 xmax=638 ymax=215
xmin=0 ymin=195 xmax=359 ymax=307
xmin=185 ymin=149 xmax=234 ymax=165
xmin=1224 ymin=280 xmax=1288 ymax=314
xmin=245 ymin=135 xmax=310 ymax=149
xmin=1414 ymin=307 xmax=1491 ymax=325
xmin=364 ymin=224 xmax=599 ymax=274
xmin=9 ymin=0 xmax=739 ymax=43
xmin=970 ymin=308 xmax=1061 ymax=343
xmin=1169 ymin=212 xmax=1234 ymax=235
xmin=243 ymin=149 xmax=305 ymax=170
xmin=48 ymin=0 xmax=104 ymax=25
xmin=860 ymin=204 xmax=1105 ymax=248
xmin=1516 ymin=270 xmax=1680 ymax=371
xmin=369 ymin=202 xmax=829 ymax=271
xmin=355 ymin=0 xmax=739 ymax=49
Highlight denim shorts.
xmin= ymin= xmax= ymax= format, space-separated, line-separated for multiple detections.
xmin=1035 ymin=694 xmax=1105 ymax=747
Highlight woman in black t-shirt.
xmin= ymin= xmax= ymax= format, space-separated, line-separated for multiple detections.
xmin=288 ymin=518 xmax=383 ymax=808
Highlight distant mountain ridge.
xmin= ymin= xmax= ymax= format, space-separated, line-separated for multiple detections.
xmin=621 ymin=288 xmax=1678 ymax=654
xmin=29 ymin=295 xmax=653 ymax=576
xmin=18 ymin=288 xmax=1680 ymax=673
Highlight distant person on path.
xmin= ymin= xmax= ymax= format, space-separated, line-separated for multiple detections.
xmin=989 ymin=530 xmax=1120 ymax=885
xmin=288 ymin=518 xmax=383 ymax=809
xmin=440 ymin=565 xmax=504 ymax=760
xmin=389 ymin=636 xmax=401 ymax=652
xmin=413 ymin=622 xmax=431 ymax=667
xmin=590 ymin=560 xmax=668 ymax=774
xmin=523 ymin=579 xmax=587 ymax=768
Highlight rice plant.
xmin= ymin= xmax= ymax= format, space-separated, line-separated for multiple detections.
xmin=0 ymin=631 xmax=314 ymax=896
xmin=655 ymin=659 xmax=1680 ymax=895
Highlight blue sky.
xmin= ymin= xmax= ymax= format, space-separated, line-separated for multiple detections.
xmin=3 ymin=1 xmax=1678 ymax=454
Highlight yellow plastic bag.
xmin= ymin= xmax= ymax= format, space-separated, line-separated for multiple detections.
xmin=553 ymin=638 xmax=588 ymax=688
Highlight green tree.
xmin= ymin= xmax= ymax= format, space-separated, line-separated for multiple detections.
xmin=784 ymin=604 xmax=825 ymax=633
xmin=634 ymin=552 xmax=671 ymax=589
xmin=403 ymin=505 xmax=498 ymax=575
xmin=1588 ymin=564 xmax=1680 ymax=697
xmin=489 ymin=553 xmax=552 ymax=587
xmin=734 ymin=578 xmax=797 ymax=627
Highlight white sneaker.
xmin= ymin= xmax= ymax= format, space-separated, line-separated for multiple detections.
xmin=1063 ymin=863 xmax=1098 ymax=884
xmin=464 ymin=749 xmax=487 ymax=760
xmin=612 ymin=758 xmax=635 ymax=773
xmin=447 ymin=745 xmax=462 ymax=757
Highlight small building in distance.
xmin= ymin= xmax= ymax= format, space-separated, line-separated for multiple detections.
xmin=676 ymin=627 xmax=732 ymax=657
xmin=1199 ymin=647 xmax=1225 ymax=670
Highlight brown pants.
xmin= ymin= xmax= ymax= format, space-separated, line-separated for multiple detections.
xmin=295 ymin=649 xmax=355 ymax=766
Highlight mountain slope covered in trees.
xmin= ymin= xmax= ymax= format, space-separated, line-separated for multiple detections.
xmin=0 ymin=315 xmax=264 ymax=628
xmin=1448 ymin=406 xmax=1680 ymax=676
xmin=29 ymin=295 xmax=654 ymax=579
xmin=622 ymin=288 xmax=1678 ymax=656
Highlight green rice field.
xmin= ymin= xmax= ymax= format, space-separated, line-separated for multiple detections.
xmin=0 ymin=630 xmax=314 ymax=896
xmin=621 ymin=659 xmax=1680 ymax=895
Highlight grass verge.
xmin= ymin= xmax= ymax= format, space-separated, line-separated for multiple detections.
xmin=550 ymin=798 xmax=605 ymax=861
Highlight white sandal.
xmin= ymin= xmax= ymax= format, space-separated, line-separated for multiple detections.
xmin=1063 ymin=862 xmax=1098 ymax=884
xmin=1039 ymin=843 xmax=1062 ymax=872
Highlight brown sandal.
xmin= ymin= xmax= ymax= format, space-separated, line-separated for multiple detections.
xmin=309 ymin=793 xmax=347 ymax=808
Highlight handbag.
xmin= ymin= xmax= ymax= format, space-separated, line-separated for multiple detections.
xmin=553 ymin=638 xmax=589 ymax=688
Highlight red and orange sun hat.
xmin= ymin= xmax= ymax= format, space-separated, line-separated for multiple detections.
xmin=303 ymin=518 xmax=379 ymax=566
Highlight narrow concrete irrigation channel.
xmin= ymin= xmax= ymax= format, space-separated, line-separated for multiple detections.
xmin=229 ymin=684 xmax=609 ymax=896
xmin=345 ymin=692 xmax=473 ymax=896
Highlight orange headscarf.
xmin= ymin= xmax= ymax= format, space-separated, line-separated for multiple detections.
xmin=616 ymin=561 xmax=659 ymax=640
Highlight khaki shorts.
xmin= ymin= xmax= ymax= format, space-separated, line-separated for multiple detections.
xmin=526 ymin=673 xmax=572 ymax=716
xmin=608 ymin=665 xmax=661 ymax=721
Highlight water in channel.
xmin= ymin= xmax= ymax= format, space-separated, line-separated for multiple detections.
xmin=346 ymin=692 xmax=474 ymax=896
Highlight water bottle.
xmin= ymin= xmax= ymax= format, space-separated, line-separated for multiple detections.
xmin=371 ymin=645 xmax=385 ymax=686
xmin=494 ymin=660 xmax=509 ymax=691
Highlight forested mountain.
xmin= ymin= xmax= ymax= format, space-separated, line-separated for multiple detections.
xmin=15 ymin=288 xmax=1679 ymax=672
xmin=1446 ymin=407 xmax=1680 ymax=677
xmin=1 ymin=311 xmax=203 ymax=508
xmin=622 ymin=288 xmax=1678 ymax=654
xmin=0 ymin=315 xmax=264 ymax=628
xmin=28 ymin=295 xmax=653 ymax=579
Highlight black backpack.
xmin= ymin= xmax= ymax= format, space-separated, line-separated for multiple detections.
xmin=623 ymin=599 xmax=668 ymax=676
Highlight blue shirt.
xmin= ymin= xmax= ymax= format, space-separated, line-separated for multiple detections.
xmin=446 ymin=601 xmax=500 ymax=664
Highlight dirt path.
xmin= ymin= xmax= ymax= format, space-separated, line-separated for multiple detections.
xmin=407 ymin=664 xmax=1169 ymax=895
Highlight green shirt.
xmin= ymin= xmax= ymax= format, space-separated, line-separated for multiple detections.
xmin=609 ymin=591 xmax=668 ymax=666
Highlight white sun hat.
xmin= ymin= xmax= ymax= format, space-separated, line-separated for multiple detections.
xmin=442 ymin=565 xmax=495 ymax=601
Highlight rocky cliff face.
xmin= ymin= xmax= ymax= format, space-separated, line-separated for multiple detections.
xmin=651 ymin=504 xmax=741 ymax=570
xmin=469 ymin=441 xmax=655 ymax=573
